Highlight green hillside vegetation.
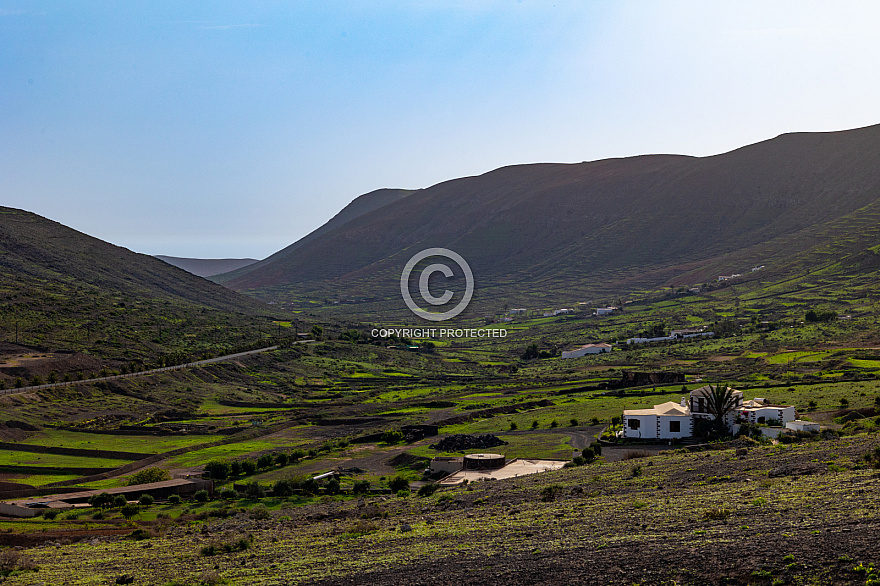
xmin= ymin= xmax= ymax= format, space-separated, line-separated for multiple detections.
xmin=0 ymin=207 xmax=302 ymax=378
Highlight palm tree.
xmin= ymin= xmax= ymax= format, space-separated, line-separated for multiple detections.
xmin=704 ymin=384 xmax=738 ymax=436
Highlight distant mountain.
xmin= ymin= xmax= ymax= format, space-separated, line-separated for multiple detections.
xmin=216 ymin=124 xmax=880 ymax=316
xmin=155 ymin=255 xmax=258 ymax=278
xmin=0 ymin=207 xmax=276 ymax=367
xmin=212 ymin=188 xmax=414 ymax=284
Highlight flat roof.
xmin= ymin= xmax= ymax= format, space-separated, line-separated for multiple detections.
xmin=440 ymin=458 xmax=566 ymax=486
xmin=4 ymin=478 xmax=201 ymax=506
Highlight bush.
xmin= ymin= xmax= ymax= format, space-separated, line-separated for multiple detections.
xmin=241 ymin=460 xmax=257 ymax=475
xmin=289 ymin=449 xmax=307 ymax=463
xmin=275 ymin=452 xmax=289 ymax=467
xmin=352 ymin=480 xmax=370 ymax=495
xmin=230 ymin=461 xmax=242 ymax=477
xmin=193 ymin=490 xmax=209 ymax=503
xmin=388 ymin=475 xmax=410 ymax=493
xmin=569 ymin=418 xmax=578 ymax=427
xmin=204 ymin=460 xmax=231 ymax=480
xmin=244 ymin=481 xmax=265 ymax=499
xmin=113 ymin=495 xmax=128 ymax=508
xmin=88 ymin=492 xmax=114 ymax=509
xmin=396 ymin=489 xmax=410 ymax=498
xmin=248 ymin=504 xmax=270 ymax=520
xmin=325 ymin=477 xmax=341 ymax=495
xmin=417 ymin=483 xmax=439 ymax=497
xmin=531 ymin=420 xmax=539 ymax=429
xmin=138 ymin=494 xmax=154 ymax=506
xmin=589 ymin=441 xmax=602 ymax=456
xmin=167 ymin=494 xmax=181 ymax=504
xmin=42 ymin=509 xmax=59 ymax=520
xmin=549 ymin=420 xmax=558 ymax=428
xmin=220 ymin=488 xmax=238 ymax=500
xmin=540 ymin=484 xmax=563 ymax=502
xmin=257 ymin=454 xmax=274 ymax=469
xmin=273 ymin=479 xmax=294 ymax=497
xmin=120 ymin=503 xmax=140 ymax=520
xmin=381 ymin=430 xmax=405 ymax=444
xmin=509 ymin=421 xmax=518 ymax=430
xmin=581 ymin=447 xmax=595 ymax=462
xmin=127 ymin=467 xmax=171 ymax=486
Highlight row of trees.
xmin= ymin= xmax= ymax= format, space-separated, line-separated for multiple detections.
xmin=203 ymin=449 xmax=310 ymax=480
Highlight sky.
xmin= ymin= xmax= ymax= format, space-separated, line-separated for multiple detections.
xmin=2 ymin=1 xmax=880 ymax=259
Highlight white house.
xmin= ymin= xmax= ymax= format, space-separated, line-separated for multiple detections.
xmin=561 ymin=343 xmax=612 ymax=359
xmin=596 ymin=307 xmax=618 ymax=316
xmin=736 ymin=399 xmax=796 ymax=426
xmin=622 ymin=400 xmax=694 ymax=440
xmin=786 ymin=420 xmax=820 ymax=433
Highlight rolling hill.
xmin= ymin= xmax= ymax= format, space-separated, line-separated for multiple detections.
xmin=0 ymin=207 xmax=283 ymax=371
xmin=215 ymin=124 xmax=880 ymax=317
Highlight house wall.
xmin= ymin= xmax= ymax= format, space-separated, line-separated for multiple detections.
xmin=656 ymin=415 xmax=694 ymax=439
xmin=622 ymin=414 xmax=657 ymax=439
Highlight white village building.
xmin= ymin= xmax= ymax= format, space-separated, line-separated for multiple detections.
xmin=561 ymin=343 xmax=612 ymax=359
xmin=621 ymin=386 xmax=799 ymax=440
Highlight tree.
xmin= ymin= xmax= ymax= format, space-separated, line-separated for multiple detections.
xmin=352 ymin=480 xmax=370 ymax=495
xmin=257 ymin=454 xmax=274 ymax=469
xmin=241 ymin=460 xmax=257 ymax=475
xmin=522 ymin=343 xmax=539 ymax=360
xmin=311 ymin=325 xmax=323 ymax=340
xmin=273 ymin=479 xmax=294 ymax=497
xmin=704 ymin=384 xmax=739 ymax=436
xmin=193 ymin=490 xmax=209 ymax=503
xmin=138 ymin=494 xmax=154 ymax=507
xmin=120 ymin=504 xmax=140 ymax=520
xmin=275 ymin=452 xmax=289 ymax=467
xmin=88 ymin=492 xmax=114 ymax=509
xmin=203 ymin=460 xmax=230 ymax=480
xmin=113 ymin=495 xmax=128 ymax=508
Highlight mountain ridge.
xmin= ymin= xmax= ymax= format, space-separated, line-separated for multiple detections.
xmin=216 ymin=124 xmax=880 ymax=315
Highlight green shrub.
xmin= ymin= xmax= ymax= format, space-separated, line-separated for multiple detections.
xmin=275 ymin=452 xmax=289 ymax=467
xmin=289 ymin=449 xmax=307 ymax=463
xmin=220 ymin=488 xmax=238 ymax=500
xmin=396 ymin=489 xmax=410 ymax=498
xmin=352 ymin=480 xmax=370 ymax=495
xmin=41 ymin=509 xmax=59 ymax=520
xmin=113 ymin=495 xmax=128 ymax=508
xmin=273 ymin=479 xmax=294 ymax=497
xmin=509 ymin=421 xmax=518 ymax=430
xmin=127 ymin=467 xmax=171 ymax=486
xmin=120 ymin=503 xmax=140 ymax=520
xmin=549 ymin=420 xmax=558 ymax=428
xmin=248 ymin=504 xmax=270 ymax=520
xmin=325 ymin=478 xmax=341 ymax=495
xmin=167 ymin=494 xmax=181 ymax=504
xmin=138 ymin=494 xmax=154 ymax=506
xmin=540 ymin=484 xmax=563 ymax=502
xmin=417 ymin=483 xmax=439 ymax=497
xmin=244 ymin=482 xmax=265 ymax=499
xmin=581 ymin=447 xmax=595 ymax=462
xmin=381 ymin=430 xmax=405 ymax=444
xmin=203 ymin=461 xmax=231 ymax=480
xmin=193 ymin=490 xmax=209 ymax=503
xmin=230 ymin=461 xmax=242 ymax=476
xmin=241 ymin=460 xmax=257 ymax=475
xmin=569 ymin=418 xmax=578 ymax=427
xmin=257 ymin=454 xmax=274 ymax=469
xmin=388 ymin=475 xmax=409 ymax=493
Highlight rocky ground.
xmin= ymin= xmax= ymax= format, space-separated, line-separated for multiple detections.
xmin=3 ymin=434 xmax=879 ymax=585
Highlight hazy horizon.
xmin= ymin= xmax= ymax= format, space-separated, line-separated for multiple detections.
xmin=3 ymin=1 xmax=880 ymax=259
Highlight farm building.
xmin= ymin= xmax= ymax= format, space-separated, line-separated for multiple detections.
xmin=622 ymin=400 xmax=694 ymax=440
xmin=0 ymin=477 xmax=212 ymax=517
xmin=620 ymin=386 xmax=799 ymax=441
xmin=595 ymin=307 xmax=618 ymax=316
xmin=561 ymin=343 xmax=612 ymax=359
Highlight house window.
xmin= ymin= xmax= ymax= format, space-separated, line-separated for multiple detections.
xmin=669 ymin=420 xmax=680 ymax=433
xmin=697 ymin=398 xmax=705 ymax=412
xmin=758 ymin=416 xmax=766 ymax=424
xmin=628 ymin=418 xmax=640 ymax=430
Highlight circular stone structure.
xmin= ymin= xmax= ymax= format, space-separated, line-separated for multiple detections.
xmin=462 ymin=453 xmax=506 ymax=471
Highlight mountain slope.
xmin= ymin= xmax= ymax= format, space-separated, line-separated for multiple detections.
xmin=155 ymin=256 xmax=258 ymax=278
xmin=212 ymin=187 xmax=415 ymax=284
xmin=218 ymin=124 xmax=880 ymax=315
xmin=0 ymin=207 xmax=278 ymax=370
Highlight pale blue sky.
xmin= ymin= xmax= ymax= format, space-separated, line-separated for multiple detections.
xmin=2 ymin=1 xmax=879 ymax=258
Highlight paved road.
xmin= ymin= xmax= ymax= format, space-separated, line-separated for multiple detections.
xmin=0 ymin=344 xmax=286 ymax=397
